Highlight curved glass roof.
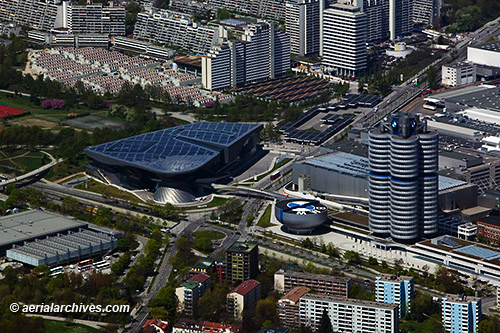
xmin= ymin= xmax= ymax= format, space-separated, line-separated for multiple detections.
xmin=85 ymin=122 xmax=261 ymax=175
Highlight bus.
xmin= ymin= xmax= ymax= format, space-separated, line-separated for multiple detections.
xmin=270 ymin=170 xmax=281 ymax=181
xmin=95 ymin=262 xmax=110 ymax=270
xmin=50 ymin=266 xmax=63 ymax=277
xmin=423 ymin=102 xmax=437 ymax=111
xmin=78 ymin=259 xmax=93 ymax=267
xmin=93 ymin=260 xmax=107 ymax=267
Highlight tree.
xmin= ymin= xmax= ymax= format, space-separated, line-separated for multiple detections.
xmin=301 ymin=238 xmax=315 ymax=249
xmin=193 ymin=237 xmax=213 ymax=253
xmin=217 ymin=8 xmax=232 ymax=20
xmin=368 ymin=256 xmax=378 ymax=266
xmin=426 ymin=66 xmax=440 ymax=90
xmin=317 ymin=309 xmax=333 ymax=333
xmin=343 ymin=250 xmax=361 ymax=265
xmin=254 ymin=297 xmax=278 ymax=328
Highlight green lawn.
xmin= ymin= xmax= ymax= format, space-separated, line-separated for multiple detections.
xmin=0 ymin=149 xmax=47 ymax=174
xmin=193 ymin=230 xmax=226 ymax=240
xmin=43 ymin=319 xmax=101 ymax=333
xmin=257 ymin=204 xmax=275 ymax=228
xmin=75 ymin=179 xmax=141 ymax=203
xmin=45 ymin=160 xmax=86 ymax=182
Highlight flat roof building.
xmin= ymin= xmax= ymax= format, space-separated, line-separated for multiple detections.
xmin=442 ymin=62 xmax=476 ymax=87
xmin=274 ymin=270 xmax=351 ymax=297
xmin=225 ymin=241 xmax=259 ymax=284
xmin=468 ymin=41 xmax=500 ymax=68
xmin=442 ymin=294 xmax=481 ymax=333
xmin=376 ymin=275 xmax=414 ymax=317
xmin=299 ymin=294 xmax=399 ymax=332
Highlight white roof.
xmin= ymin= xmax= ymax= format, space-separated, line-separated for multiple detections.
xmin=459 ymin=108 xmax=500 ymax=125
xmin=482 ymin=136 xmax=500 ymax=145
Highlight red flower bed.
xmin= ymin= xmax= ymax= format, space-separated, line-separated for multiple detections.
xmin=0 ymin=105 xmax=27 ymax=118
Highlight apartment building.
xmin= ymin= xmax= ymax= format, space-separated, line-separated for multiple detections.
xmin=299 ymin=294 xmax=399 ymax=332
xmin=323 ymin=2 xmax=367 ymax=77
xmin=413 ymin=0 xmax=435 ymax=25
xmin=375 ymin=275 xmax=414 ymax=317
xmin=205 ymin=0 xmax=285 ymax=21
xmin=69 ymin=3 xmax=125 ymax=36
xmin=175 ymin=273 xmax=211 ymax=317
xmin=278 ymin=286 xmax=310 ymax=327
xmin=285 ymin=0 xmax=320 ymax=56
xmin=172 ymin=318 xmax=241 ymax=333
xmin=0 ymin=0 xmax=57 ymax=31
xmin=442 ymin=62 xmax=476 ymax=87
xmin=225 ymin=241 xmax=259 ymax=284
xmin=134 ymin=9 xmax=218 ymax=54
xmin=274 ymin=270 xmax=351 ymax=297
xmin=442 ymin=295 xmax=481 ymax=333
xmin=227 ymin=280 xmax=261 ymax=321
xmin=202 ymin=22 xmax=290 ymax=91
xmin=477 ymin=216 xmax=500 ymax=243
xmin=389 ymin=0 xmax=413 ymax=40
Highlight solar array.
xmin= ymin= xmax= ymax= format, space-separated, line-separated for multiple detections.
xmin=338 ymin=94 xmax=381 ymax=109
xmin=284 ymin=116 xmax=353 ymax=145
xmin=85 ymin=122 xmax=261 ymax=175
xmin=454 ymin=245 xmax=500 ymax=260
xmin=304 ymin=152 xmax=369 ymax=178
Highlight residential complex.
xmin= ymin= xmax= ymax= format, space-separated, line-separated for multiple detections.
xmin=477 ymin=216 xmax=500 ymax=243
xmin=134 ymin=9 xmax=218 ymax=54
xmin=285 ymin=0 xmax=320 ymax=56
xmin=225 ymin=242 xmax=259 ymax=284
xmin=0 ymin=0 xmax=57 ymax=31
xmin=441 ymin=295 xmax=481 ymax=333
xmin=202 ymin=21 xmax=290 ymax=91
xmin=274 ymin=270 xmax=351 ymax=297
xmin=68 ymin=3 xmax=125 ymax=35
xmin=176 ymin=273 xmax=211 ymax=317
xmin=369 ymin=112 xmax=439 ymax=243
xmin=413 ymin=0 xmax=435 ymax=25
xmin=322 ymin=2 xmax=367 ymax=77
xmin=278 ymin=286 xmax=310 ymax=327
xmin=298 ymin=294 xmax=399 ymax=332
xmin=375 ymin=275 xmax=414 ymax=317
xmin=389 ymin=0 xmax=413 ymax=40
xmin=226 ymin=280 xmax=261 ymax=321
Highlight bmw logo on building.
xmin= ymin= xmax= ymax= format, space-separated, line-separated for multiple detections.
xmin=275 ymin=199 xmax=328 ymax=234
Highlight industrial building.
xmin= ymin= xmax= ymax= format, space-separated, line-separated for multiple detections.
xmin=298 ymin=294 xmax=399 ymax=332
xmin=274 ymin=270 xmax=351 ymax=297
xmin=2 ymin=210 xmax=118 ymax=267
xmin=274 ymin=199 xmax=328 ymax=234
xmin=322 ymin=2 xmax=367 ymax=77
xmin=369 ymin=113 xmax=439 ymax=243
xmin=84 ymin=122 xmax=263 ymax=204
xmin=225 ymin=241 xmax=259 ymax=284
xmin=441 ymin=295 xmax=481 ymax=333
xmin=468 ymin=40 xmax=500 ymax=69
xmin=375 ymin=275 xmax=414 ymax=317
xmin=441 ymin=62 xmax=476 ymax=87
xmin=202 ymin=20 xmax=290 ymax=91
xmin=285 ymin=0 xmax=320 ymax=56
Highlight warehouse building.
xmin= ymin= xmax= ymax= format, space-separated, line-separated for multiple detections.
xmin=1 ymin=210 xmax=118 ymax=266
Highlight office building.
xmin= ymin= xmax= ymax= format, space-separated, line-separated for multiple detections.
xmin=323 ymin=2 xmax=367 ymax=77
xmin=369 ymin=113 xmax=439 ymax=243
xmin=375 ymin=275 xmax=414 ymax=317
xmin=285 ymin=0 xmax=320 ymax=56
xmin=389 ymin=0 xmax=413 ymax=40
xmin=69 ymin=3 xmax=125 ymax=36
xmin=175 ymin=273 xmax=211 ymax=317
xmin=441 ymin=295 xmax=481 ymax=333
xmin=299 ymin=294 xmax=399 ymax=332
xmin=227 ymin=280 xmax=261 ymax=321
xmin=274 ymin=270 xmax=351 ymax=297
xmin=202 ymin=21 xmax=290 ymax=91
xmin=225 ymin=241 xmax=259 ymax=284
xmin=0 ymin=0 xmax=57 ymax=31
xmin=278 ymin=286 xmax=310 ymax=327
xmin=442 ymin=62 xmax=476 ymax=87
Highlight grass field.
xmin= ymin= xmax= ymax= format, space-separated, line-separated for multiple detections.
xmin=0 ymin=149 xmax=47 ymax=175
xmin=9 ymin=117 xmax=61 ymax=129
xmin=257 ymin=204 xmax=275 ymax=228
xmin=75 ymin=180 xmax=140 ymax=203
xmin=193 ymin=230 xmax=226 ymax=240
xmin=43 ymin=320 xmax=101 ymax=333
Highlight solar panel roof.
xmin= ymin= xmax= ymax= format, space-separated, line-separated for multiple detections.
xmin=454 ymin=245 xmax=500 ymax=260
xmin=85 ymin=122 xmax=261 ymax=175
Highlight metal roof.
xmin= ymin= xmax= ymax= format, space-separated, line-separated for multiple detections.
xmin=85 ymin=122 xmax=262 ymax=175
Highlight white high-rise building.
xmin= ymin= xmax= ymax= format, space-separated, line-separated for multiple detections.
xmin=322 ymin=1 xmax=367 ymax=77
xmin=0 ymin=0 xmax=58 ymax=31
xmin=442 ymin=295 xmax=481 ymax=333
xmin=285 ymin=0 xmax=320 ymax=56
xmin=202 ymin=22 xmax=290 ymax=91
xmin=413 ymin=0 xmax=440 ymax=26
xmin=298 ymin=294 xmax=399 ymax=332
xmin=389 ymin=0 xmax=413 ymax=40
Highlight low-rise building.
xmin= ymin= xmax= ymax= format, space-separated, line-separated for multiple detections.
xmin=278 ymin=286 xmax=310 ymax=327
xmin=227 ymin=280 xmax=261 ymax=321
xmin=274 ymin=270 xmax=351 ymax=297
xmin=442 ymin=294 xmax=481 ymax=333
xmin=478 ymin=215 xmax=500 ymax=243
xmin=442 ymin=63 xmax=476 ymax=87
xmin=172 ymin=319 xmax=241 ymax=333
xmin=298 ymin=294 xmax=399 ymax=332
xmin=375 ymin=275 xmax=414 ymax=317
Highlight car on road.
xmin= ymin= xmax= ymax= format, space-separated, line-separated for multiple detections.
xmin=171 ymin=233 xmax=177 ymax=238
xmin=235 ymin=231 xmax=241 ymax=235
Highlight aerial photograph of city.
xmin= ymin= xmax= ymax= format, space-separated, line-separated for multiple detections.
xmin=2 ymin=0 xmax=500 ymax=332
